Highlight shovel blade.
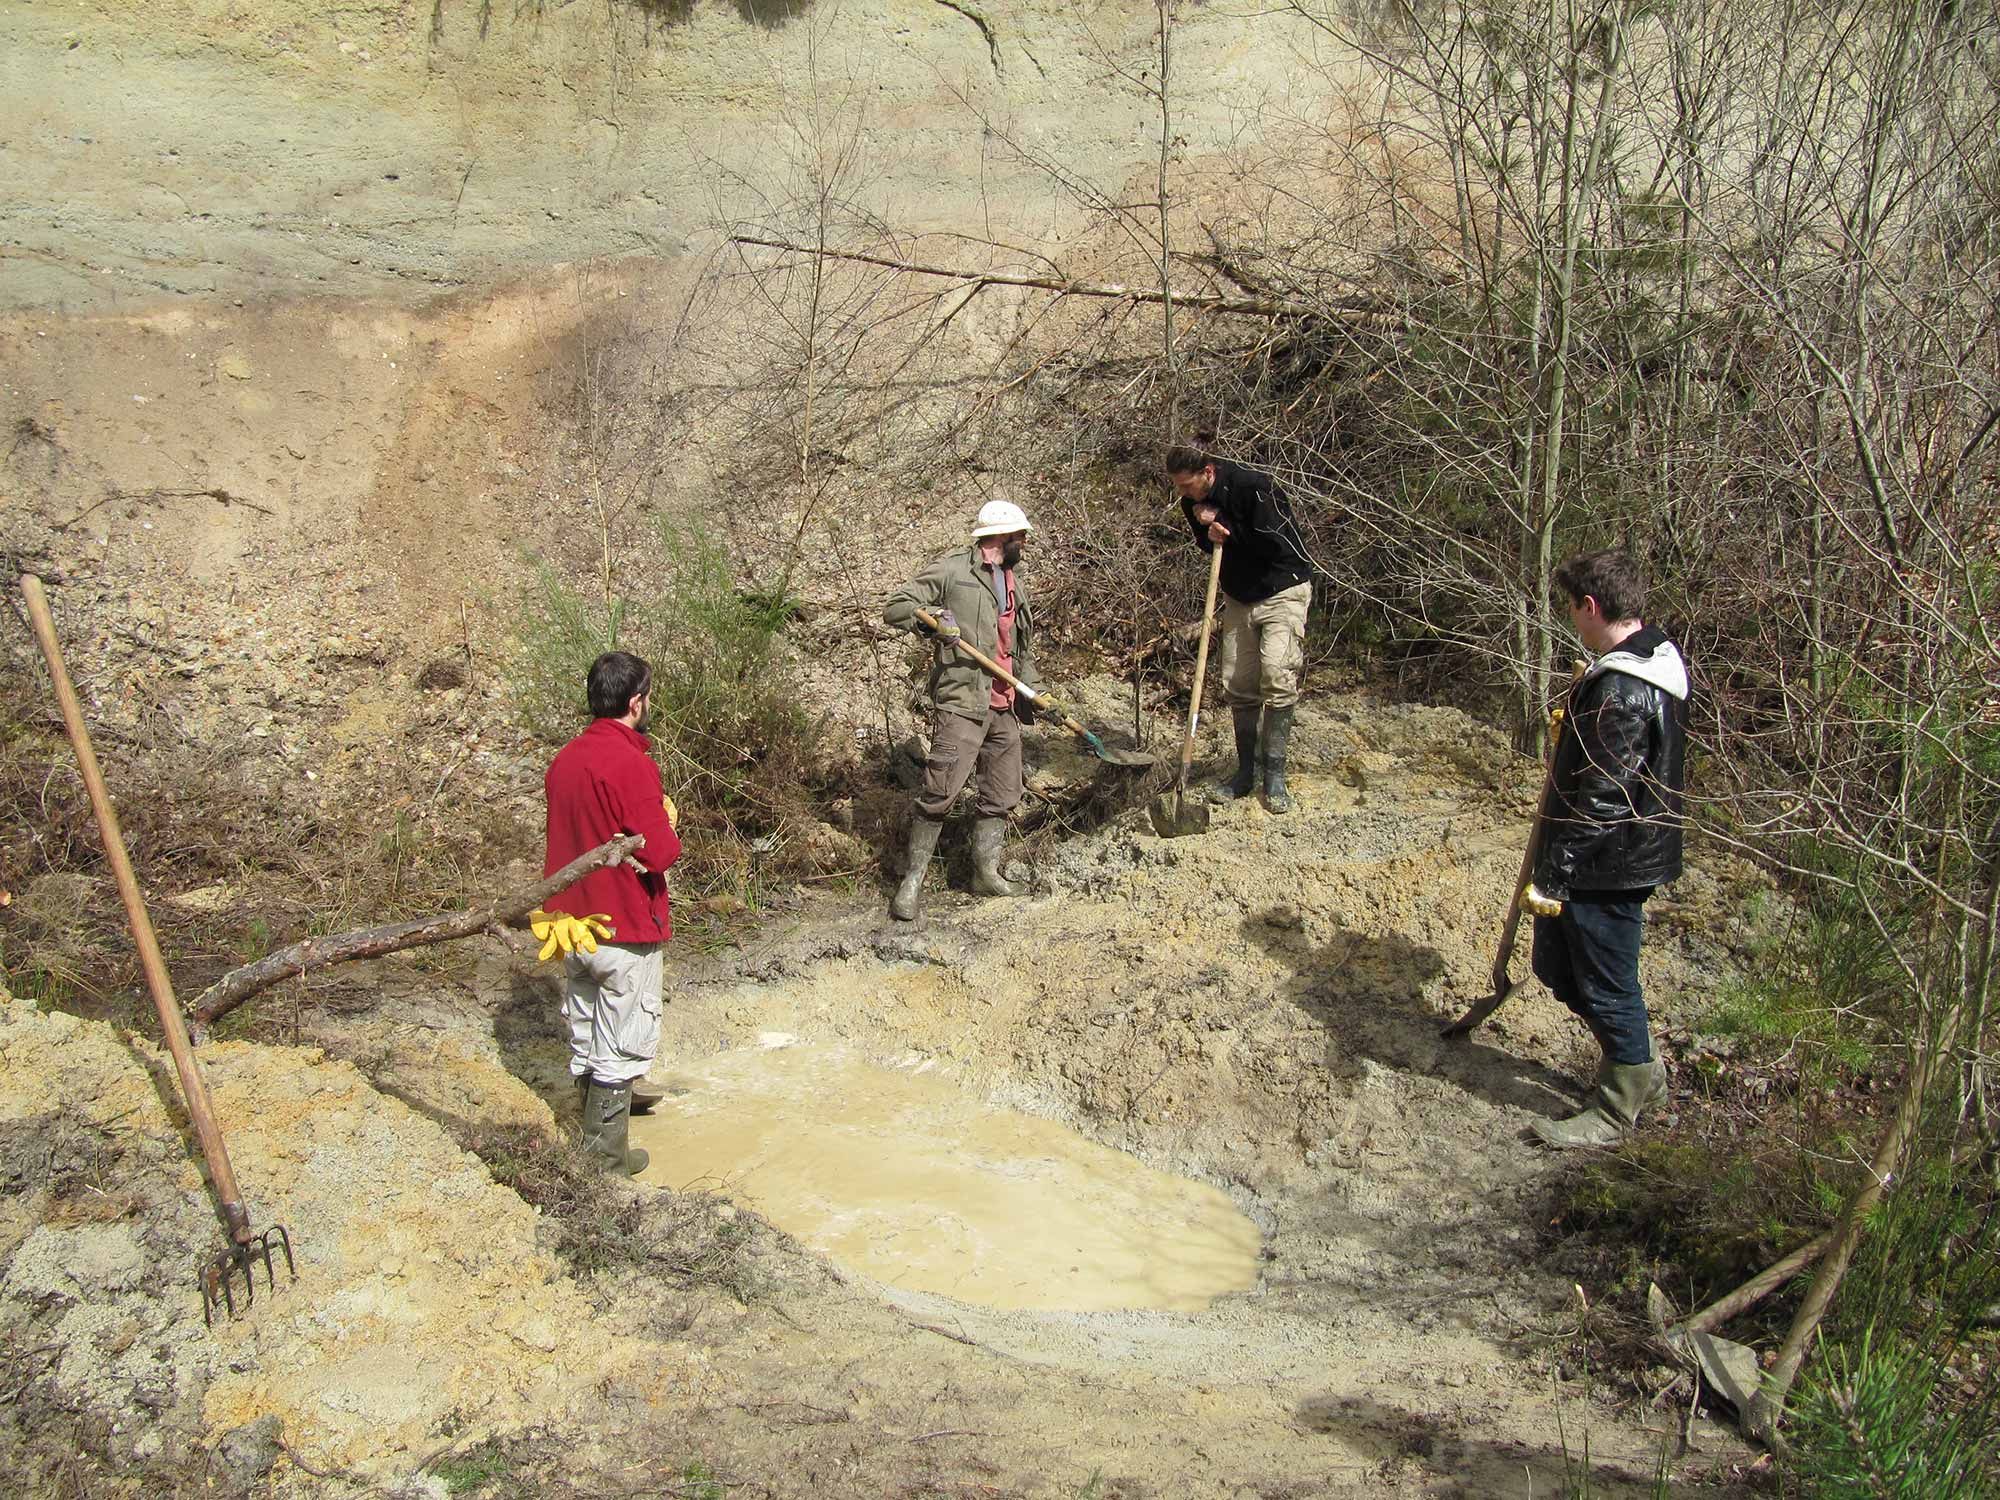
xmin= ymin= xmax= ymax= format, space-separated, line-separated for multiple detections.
xmin=1439 ymin=979 xmax=1518 ymax=1040
xmin=1148 ymin=787 xmax=1210 ymax=838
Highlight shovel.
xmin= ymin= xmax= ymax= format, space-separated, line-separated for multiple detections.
xmin=20 ymin=574 xmax=296 ymax=1322
xmin=1149 ymin=544 xmax=1225 ymax=838
xmin=1440 ymin=660 xmax=1586 ymax=1039
xmin=911 ymin=609 xmax=1153 ymax=768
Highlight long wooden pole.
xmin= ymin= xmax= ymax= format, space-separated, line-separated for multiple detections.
xmin=19 ymin=574 xmax=254 ymax=1245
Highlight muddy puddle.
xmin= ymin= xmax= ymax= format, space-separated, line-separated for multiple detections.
xmin=632 ymin=1040 xmax=1261 ymax=1312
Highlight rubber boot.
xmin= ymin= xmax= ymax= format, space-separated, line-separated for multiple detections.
xmin=1532 ymin=1058 xmax=1668 ymax=1149
xmin=890 ymin=816 xmax=945 ymax=921
xmin=1262 ymin=706 xmax=1296 ymax=815
xmin=583 ymin=1076 xmax=649 ymax=1176
xmin=574 ymin=1072 xmax=589 ymax=1123
xmin=580 ymin=1070 xmax=659 ymax=1116
xmin=1209 ymin=706 xmax=1261 ymax=804
xmin=971 ymin=816 xmax=1024 ymax=897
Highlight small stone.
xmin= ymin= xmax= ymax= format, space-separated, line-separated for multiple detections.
xmin=218 ymin=353 xmax=253 ymax=381
xmin=215 ymin=1413 xmax=284 ymax=1492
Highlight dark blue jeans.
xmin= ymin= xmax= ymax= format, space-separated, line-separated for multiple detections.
xmin=1531 ymin=890 xmax=1654 ymax=1065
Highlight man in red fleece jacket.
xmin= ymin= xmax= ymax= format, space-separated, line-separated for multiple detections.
xmin=538 ymin=650 xmax=682 ymax=1175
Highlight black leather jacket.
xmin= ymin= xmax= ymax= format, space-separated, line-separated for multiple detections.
xmin=1535 ymin=629 xmax=1688 ymax=899
xmin=1180 ymin=459 xmax=1312 ymax=604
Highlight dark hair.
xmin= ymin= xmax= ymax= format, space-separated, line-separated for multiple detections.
xmin=586 ymin=651 xmax=652 ymax=719
xmin=1551 ymin=549 xmax=1646 ymax=623
xmin=1163 ymin=444 xmax=1212 ymax=477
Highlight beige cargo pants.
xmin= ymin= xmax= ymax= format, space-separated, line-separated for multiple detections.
xmin=1216 ymin=582 xmax=1311 ymax=710
xmin=563 ymin=941 xmax=664 ymax=1086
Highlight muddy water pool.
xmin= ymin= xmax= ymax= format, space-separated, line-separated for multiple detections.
xmin=631 ymin=1040 xmax=1261 ymax=1312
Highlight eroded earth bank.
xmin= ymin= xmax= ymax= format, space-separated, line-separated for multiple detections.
xmin=2 ymin=692 xmax=1765 ymax=1497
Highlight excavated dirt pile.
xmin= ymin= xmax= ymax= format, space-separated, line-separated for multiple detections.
xmin=0 ymin=687 xmax=1764 ymax=1497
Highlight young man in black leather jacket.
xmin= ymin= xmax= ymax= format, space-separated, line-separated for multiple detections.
xmin=1165 ymin=445 xmax=1314 ymax=813
xmin=1523 ymin=549 xmax=1689 ymax=1148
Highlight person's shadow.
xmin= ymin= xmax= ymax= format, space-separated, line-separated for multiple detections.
xmin=494 ymin=968 xmax=576 ymax=1120
xmin=1240 ymin=905 xmax=1581 ymax=1119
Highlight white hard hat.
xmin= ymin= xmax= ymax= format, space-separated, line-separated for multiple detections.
xmin=971 ymin=498 xmax=1032 ymax=538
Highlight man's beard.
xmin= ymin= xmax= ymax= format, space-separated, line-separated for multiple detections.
xmin=1001 ymin=541 xmax=1023 ymax=568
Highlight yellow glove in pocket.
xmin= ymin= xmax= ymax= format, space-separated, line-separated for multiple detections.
xmin=528 ymin=909 xmax=615 ymax=962
xmin=662 ymin=794 xmax=679 ymax=831
xmin=1520 ymin=883 xmax=1564 ymax=919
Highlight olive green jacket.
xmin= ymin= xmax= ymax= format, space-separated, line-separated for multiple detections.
xmin=883 ymin=547 xmax=1040 ymax=721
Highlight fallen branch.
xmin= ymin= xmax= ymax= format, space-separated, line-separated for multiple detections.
xmin=1668 ymin=1231 xmax=1835 ymax=1339
xmin=728 ymin=235 xmax=1387 ymax=322
xmin=188 ymin=834 xmax=642 ymax=1036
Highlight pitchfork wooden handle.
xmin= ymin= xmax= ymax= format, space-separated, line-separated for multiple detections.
xmin=19 ymin=574 xmax=256 ymax=1245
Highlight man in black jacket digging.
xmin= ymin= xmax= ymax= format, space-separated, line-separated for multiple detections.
xmin=1165 ymin=445 xmax=1314 ymax=813
xmin=1523 ymin=549 xmax=1689 ymax=1148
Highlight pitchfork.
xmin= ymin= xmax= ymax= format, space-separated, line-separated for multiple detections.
xmin=20 ymin=575 xmax=296 ymax=1325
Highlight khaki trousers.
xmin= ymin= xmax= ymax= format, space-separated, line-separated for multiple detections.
xmin=563 ymin=941 xmax=664 ymax=1085
xmin=1216 ymin=582 xmax=1311 ymax=710
xmin=915 ymin=706 xmax=1023 ymax=820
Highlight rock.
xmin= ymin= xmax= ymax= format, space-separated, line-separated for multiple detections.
xmin=215 ymin=1414 xmax=285 ymax=1492
xmin=1338 ymin=751 xmax=1398 ymax=789
xmin=415 ymin=658 xmax=467 ymax=691
xmin=218 ymin=353 xmax=253 ymax=381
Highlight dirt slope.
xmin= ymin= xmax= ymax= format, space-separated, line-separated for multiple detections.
xmin=0 ymin=687 xmax=1760 ymax=1497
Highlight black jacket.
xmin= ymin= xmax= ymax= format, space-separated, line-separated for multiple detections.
xmin=1535 ymin=627 xmax=1689 ymax=899
xmin=1181 ymin=459 xmax=1312 ymax=604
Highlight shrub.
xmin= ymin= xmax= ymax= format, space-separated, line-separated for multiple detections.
xmin=510 ymin=521 xmax=825 ymax=900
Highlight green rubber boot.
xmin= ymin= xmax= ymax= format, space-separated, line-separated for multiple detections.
xmin=1262 ymin=705 xmax=1296 ymax=814
xmin=1532 ymin=1059 xmax=1668 ymax=1149
xmin=1209 ymin=706 xmax=1261 ymax=804
xmin=582 ymin=1076 xmax=650 ymax=1176
xmin=971 ymin=816 xmax=1024 ymax=897
xmin=890 ymin=816 xmax=945 ymax=921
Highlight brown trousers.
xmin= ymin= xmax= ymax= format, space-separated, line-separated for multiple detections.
xmin=915 ymin=706 xmax=1023 ymax=820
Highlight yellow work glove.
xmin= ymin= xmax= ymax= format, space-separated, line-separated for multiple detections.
xmin=662 ymin=793 xmax=679 ymax=831
xmin=528 ymin=909 xmax=615 ymax=962
xmin=1520 ymin=883 xmax=1564 ymax=919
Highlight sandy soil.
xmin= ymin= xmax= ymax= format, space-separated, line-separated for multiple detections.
xmin=0 ymin=685 xmax=1763 ymax=1497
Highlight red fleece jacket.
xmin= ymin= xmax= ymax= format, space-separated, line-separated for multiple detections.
xmin=542 ymin=717 xmax=682 ymax=944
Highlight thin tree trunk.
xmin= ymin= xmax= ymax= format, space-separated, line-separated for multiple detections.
xmin=1744 ymin=973 xmax=1975 ymax=1444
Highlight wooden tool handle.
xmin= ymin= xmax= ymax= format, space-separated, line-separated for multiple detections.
xmin=1177 ymin=545 xmax=1226 ymax=781
xmin=911 ymin=607 xmax=1096 ymax=743
xmin=19 ymin=575 xmax=253 ymax=1242
xmin=1490 ymin=660 xmax=1588 ymax=988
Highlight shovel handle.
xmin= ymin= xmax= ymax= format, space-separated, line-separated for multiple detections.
xmin=19 ymin=575 xmax=255 ymax=1244
xmin=910 ymin=607 xmax=1084 ymax=733
xmin=1177 ymin=546 xmax=1226 ymax=783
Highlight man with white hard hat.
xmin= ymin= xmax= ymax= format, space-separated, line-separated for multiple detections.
xmin=882 ymin=499 xmax=1041 ymax=920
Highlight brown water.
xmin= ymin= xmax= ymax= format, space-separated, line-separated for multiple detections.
xmin=631 ymin=1040 xmax=1261 ymax=1313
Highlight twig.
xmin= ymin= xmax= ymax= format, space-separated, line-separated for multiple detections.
xmin=728 ymin=235 xmax=1386 ymax=321
xmin=908 ymin=1320 xmax=977 ymax=1346
xmin=57 ymin=486 xmax=275 ymax=531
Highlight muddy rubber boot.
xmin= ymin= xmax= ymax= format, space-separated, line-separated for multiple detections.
xmin=574 ymin=1072 xmax=590 ymax=1124
xmin=971 ymin=816 xmax=1024 ymax=897
xmin=583 ymin=1077 xmax=650 ymax=1176
xmin=890 ymin=816 xmax=945 ymax=921
xmin=1531 ymin=1059 xmax=1668 ymax=1149
xmin=628 ymin=1079 xmax=664 ymax=1117
xmin=1262 ymin=706 xmax=1296 ymax=814
xmin=1209 ymin=706 xmax=1262 ymax=804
